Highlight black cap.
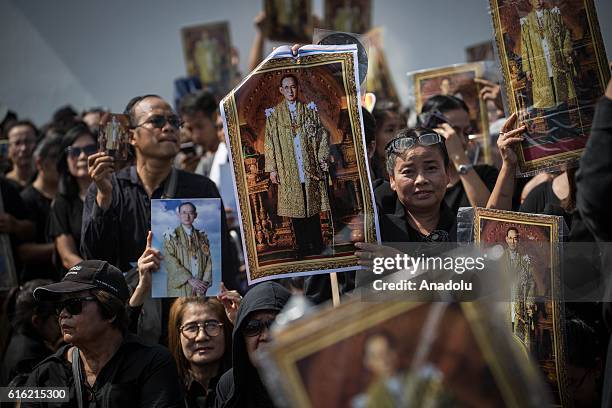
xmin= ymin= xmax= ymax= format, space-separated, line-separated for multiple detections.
xmin=33 ymin=260 xmax=130 ymax=303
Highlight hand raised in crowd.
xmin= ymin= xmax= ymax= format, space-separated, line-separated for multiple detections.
xmin=188 ymin=278 xmax=209 ymax=296
xmin=130 ymin=231 xmax=163 ymax=307
xmin=434 ymin=123 xmax=469 ymax=166
xmin=254 ymin=10 xmax=266 ymax=31
xmin=88 ymin=151 xmax=115 ymax=210
xmin=497 ymin=112 xmax=527 ymax=168
xmin=217 ymin=281 xmax=242 ymax=325
xmin=0 ymin=213 xmax=17 ymax=234
xmin=475 ymin=78 xmax=504 ymax=111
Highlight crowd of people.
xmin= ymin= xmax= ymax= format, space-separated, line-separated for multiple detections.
xmin=1 ymin=9 xmax=612 ymax=408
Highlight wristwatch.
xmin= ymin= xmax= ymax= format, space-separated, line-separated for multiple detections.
xmin=456 ymin=163 xmax=474 ymax=175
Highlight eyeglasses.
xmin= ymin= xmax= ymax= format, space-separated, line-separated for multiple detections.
xmin=242 ymin=319 xmax=275 ymax=337
xmin=180 ymin=320 xmax=224 ymax=339
xmin=55 ymin=296 xmax=97 ymax=316
xmin=133 ymin=114 xmax=183 ymax=130
xmin=385 ymin=133 xmax=443 ymax=154
xmin=66 ymin=144 xmax=97 ymax=158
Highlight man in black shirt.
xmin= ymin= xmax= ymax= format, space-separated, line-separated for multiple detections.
xmin=81 ymin=95 xmax=239 ymax=343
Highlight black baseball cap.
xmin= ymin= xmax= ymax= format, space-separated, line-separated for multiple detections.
xmin=33 ymin=260 xmax=130 ymax=303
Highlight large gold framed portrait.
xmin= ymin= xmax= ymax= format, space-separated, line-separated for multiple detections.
xmin=259 ymin=301 xmax=548 ymax=408
xmin=365 ymin=27 xmax=400 ymax=108
xmin=412 ymin=63 xmax=492 ymax=165
xmin=221 ymin=45 xmax=379 ymax=284
xmin=489 ymin=0 xmax=610 ymax=174
xmin=474 ymin=208 xmax=567 ymax=405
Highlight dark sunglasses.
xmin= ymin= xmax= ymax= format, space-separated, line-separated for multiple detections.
xmin=133 ymin=114 xmax=183 ymax=130
xmin=243 ymin=319 xmax=275 ymax=337
xmin=385 ymin=133 xmax=443 ymax=154
xmin=55 ymin=296 xmax=97 ymax=316
xmin=66 ymin=144 xmax=97 ymax=158
xmin=180 ymin=320 xmax=224 ymax=339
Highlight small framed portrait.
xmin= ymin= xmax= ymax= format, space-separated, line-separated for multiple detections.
xmin=264 ymin=0 xmax=312 ymax=43
xmin=473 ymin=207 xmax=567 ymax=405
xmin=221 ymin=45 xmax=379 ymax=284
xmin=259 ymin=301 xmax=548 ymax=407
xmin=324 ymin=0 xmax=371 ymax=34
xmin=489 ymin=0 xmax=610 ymax=174
xmin=98 ymin=113 xmax=130 ymax=161
xmin=411 ymin=62 xmax=492 ymax=164
xmin=181 ymin=21 xmax=233 ymax=96
xmin=151 ymin=198 xmax=222 ymax=298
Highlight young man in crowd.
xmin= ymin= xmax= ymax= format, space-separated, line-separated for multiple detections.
xmin=5 ymin=121 xmax=37 ymax=188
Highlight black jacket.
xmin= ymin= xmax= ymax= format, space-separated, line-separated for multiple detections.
xmin=215 ymin=282 xmax=291 ymax=408
xmin=1 ymin=332 xmax=53 ymax=386
xmin=22 ymin=334 xmax=183 ymax=408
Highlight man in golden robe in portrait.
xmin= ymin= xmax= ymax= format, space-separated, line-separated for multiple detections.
xmin=520 ymin=0 xmax=576 ymax=109
xmin=503 ymin=227 xmax=537 ymax=353
xmin=163 ymin=202 xmax=212 ymax=296
xmin=264 ymin=74 xmax=330 ymax=258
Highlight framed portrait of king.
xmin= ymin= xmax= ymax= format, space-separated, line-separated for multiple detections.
xmin=220 ymin=45 xmax=379 ymax=284
xmin=412 ymin=63 xmax=492 ymax=165
xmin=489 ymin=0 xmax=610 ymax=174
xmin=258 ymin=301 xmax=549 ymax=408
xmin=264 ymin=0 xmax=312 ymax=43
xmin=181 ymin=21 xmax=233 ymax=96
xmin=474 ymin=207 xmax=568 ymax=405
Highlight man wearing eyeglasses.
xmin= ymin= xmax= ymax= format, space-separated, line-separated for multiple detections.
xmin=264 ymin=74 xmax=331 ymax=259
xmin=82 ymin=94 xmax=239 ymax=344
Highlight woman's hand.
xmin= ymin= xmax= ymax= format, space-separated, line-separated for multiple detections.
xmin=217 ymin=282 xmax=242 ymax=325
xmin=497 ymin=112 xmax=527 ymax=168
xmin=434 ymin=123 xmax=469 ymax=166
xmin=130 ymin=231 xmax=163 ymax=306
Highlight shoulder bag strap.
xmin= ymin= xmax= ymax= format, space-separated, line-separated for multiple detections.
xmin=71 ymin=347 xmax=84 ymax=408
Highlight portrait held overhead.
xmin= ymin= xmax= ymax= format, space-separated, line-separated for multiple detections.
xmin=1 ymin=0 xmax=612 ymax=407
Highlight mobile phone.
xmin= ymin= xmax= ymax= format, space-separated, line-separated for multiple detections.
xmin=180 ymin=142 xmax=196 ymax=156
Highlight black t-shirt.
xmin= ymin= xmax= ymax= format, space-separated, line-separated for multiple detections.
xmin=1 ymin=177 xmax=28 ymax=279
xmin=444 ymin=164 xmax=499 ymax=215
xmin=23 ymin=334 xmax=183 ymax=408
xmin=19 ymin=185 xmax=56 ymax=281
xmin=519 ymin=181 xmax=560 ymax=215
xmin=48 ymin=193 xmax=84 ymax=250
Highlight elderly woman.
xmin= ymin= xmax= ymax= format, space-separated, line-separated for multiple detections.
xmin=22 ymin=260 xmax=183 ymax=407
xmin=169 ymin=298 xmax=233 ymax=408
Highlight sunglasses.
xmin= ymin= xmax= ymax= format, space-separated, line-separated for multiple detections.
xmin=66 ymin=144 xmax=97 ymax=158
xmin=180 ymin=320 xmax=224 ymax=339
xmin=55 ymin=296 xmax=97 ymax=316
xmin=385 ymin=133 xmax=443 ymax=154
xmin=133 ymin=114 xmax=183 ymax=130
xmin=243 ymin=318 xmax=275 ymax=337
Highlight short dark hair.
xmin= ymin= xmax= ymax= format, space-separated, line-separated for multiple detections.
xmin=34 ymin=133 xmax=63 ymax=162
xmin=178 ymin=202 xmax=197 ymax=213
xmin=280 ymin=74 xmax=298 ymax=87
xmin=6 ymin=120 xmax=38 ymax=139
xmin=92 ymin=289 xmax=129 ymax=334
xmin=421 ymin=94 xmax=469 ymax=116
xmin=506 ymin=227 xmax=519 ymax=237
xmin=123 ymin=94 xmax=164 ymax=127
xmin=385 ymin=127 xmax=450 ymax=176
xmin=178 ymin=91 xmax=217 ymax=118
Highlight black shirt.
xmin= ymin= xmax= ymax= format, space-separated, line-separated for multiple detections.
xmin=185 ymin=373 xmax=222 ymax=408
xmin=48 ymin=193 xmax=85 ymax=276
xmin=1 ymin=177 xmax=28 ymax=280
xmin=20 ymin=185 xmax=56 ymax=281
xmin=444 ymin=164 xmax=499 ymax=216
xmin=23 ymin=334 xmax=183 ymax=408
xmin=81 ymin=166 xmax=238 ymax=288
xmin=1 ymin=332 xmax=53 ymax=386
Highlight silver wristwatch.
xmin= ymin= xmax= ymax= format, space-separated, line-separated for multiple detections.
xmin=456 ymin=163 xmax=474 ymax=175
